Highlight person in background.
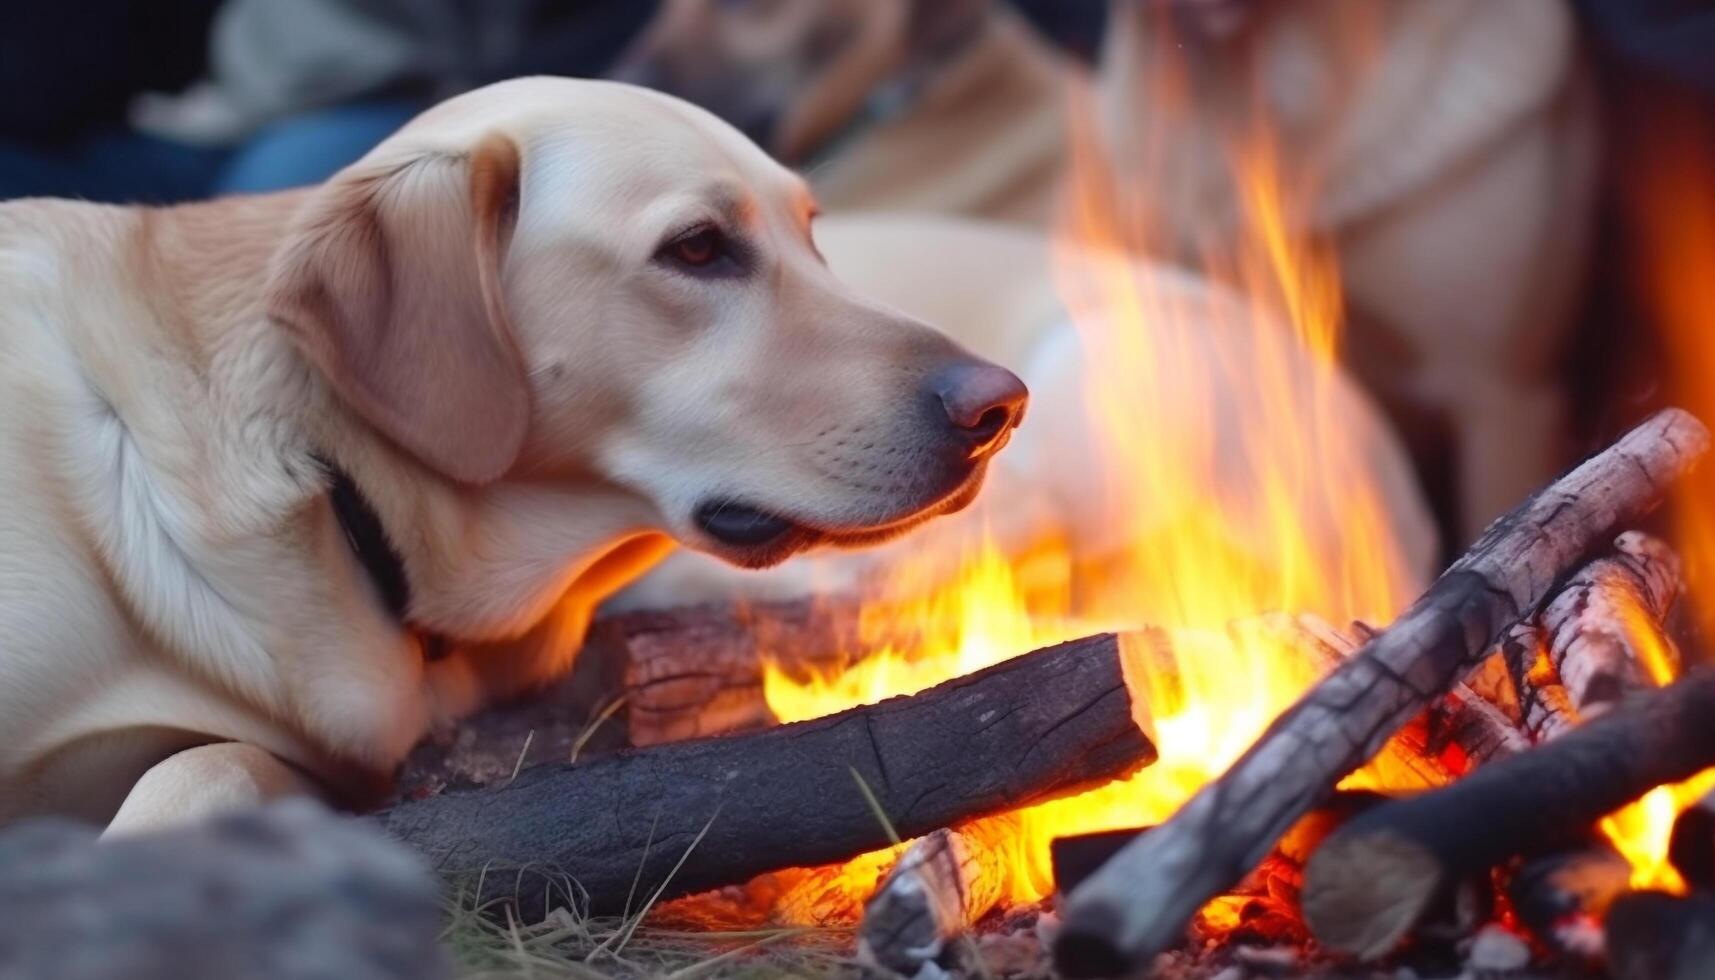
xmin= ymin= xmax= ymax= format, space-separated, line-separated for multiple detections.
xmin=0 ymin=0 xmax=656 ymax=203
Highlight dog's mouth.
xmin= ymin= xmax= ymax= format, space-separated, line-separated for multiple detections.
xmin=694 ymin=502 xmax=797 ymax=549
xmin=691 ymin=461 xmax=992 ymax=569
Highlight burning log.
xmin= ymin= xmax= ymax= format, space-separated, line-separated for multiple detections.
xmin=1670 ymin=788 xmax=1715 ymax=892
xmin=856 ymin=815 xmax=1018 ymax=975
xmin=1502 ymin=622 xmax=1582 ymax=744
xmin=1604 ymin=890 xmax=1715 ymax=980
xmin=1054 ymin=409 xmax=1711 ymax=977
xmin=377 ymin=632 xmax=1155 ymax=919
xmin=1300 ymin=666 xmax=1715 ymax=959
xmin=1431 ymin=682 xmax=1530 ymax=766
xmin=610 ymin=599 xmax=863 ymax=746
xmin=1540 ymin=530 xmax=1681 ymax=716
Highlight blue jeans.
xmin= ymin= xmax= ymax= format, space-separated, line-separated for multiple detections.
xmin=0 ymin=101 xmax=423 ymax=204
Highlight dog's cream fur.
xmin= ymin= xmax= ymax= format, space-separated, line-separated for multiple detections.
xmin=0 ymin=78 xmax=1021 ymax=832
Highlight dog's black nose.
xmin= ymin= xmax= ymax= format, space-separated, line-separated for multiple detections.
xmin=931 ymin=362 xmax=1028 ymax=457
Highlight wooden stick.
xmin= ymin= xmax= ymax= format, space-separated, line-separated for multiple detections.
xmin=1605 ymin=890 xmax=1715 ymax=980
xmin=1541 ymin=530 xmax=1682 ymax=716
xmin=1053 ymin=409 xmax=1710 ymax=977
xmin=377 ymin=632 xmax=1155 ymax=919
xmin=856 ymin=815 xmax=1018 ymax=975
xmin=1300 ymin=667 xmax=1715 ymax=959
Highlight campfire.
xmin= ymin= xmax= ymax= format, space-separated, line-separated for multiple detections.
xmin=384 ymin=53 xmax=1715 ymax=980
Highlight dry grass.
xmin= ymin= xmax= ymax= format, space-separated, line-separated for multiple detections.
xmin=438 ymin=881 xmax=861 ymax=979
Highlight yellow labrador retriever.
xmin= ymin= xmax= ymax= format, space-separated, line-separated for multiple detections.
xmin=0 ymin=78 xmax=1025 ymax=832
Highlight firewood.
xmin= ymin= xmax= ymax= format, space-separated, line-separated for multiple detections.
xmin=1670 ymin=787 xmax=1715 ymax=892
xmin=1501 ymin=622 xmax=1581 ymax=744
xmin=856 ymin=815 xmax=1018 ymax=975
xmin=1301 ymin=666 xmax=1715 ymax=959
xmin=1053 ymin=409 xmax=1711 ymax=978
xmin=1605 ymin=890 xmax=1715 ymax=980
xmin=1430 ymin=682 xmax=1530 ymax=767
xmin=611 ymin=598 xmax=864 ymax=746
xmin=1507 ymin=839 xmax=1631 ymax=960
xmin=376 ymin=632 xmax=1155 ymax=919
xmin=1540 ymin=530 xmax=1681 ymax=716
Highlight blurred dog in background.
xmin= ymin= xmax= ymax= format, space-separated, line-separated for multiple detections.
xmin=612 ymin=0 xmax=1072 ymax=225
xmin=1099 ymin=0 xmax=1600 ymax=541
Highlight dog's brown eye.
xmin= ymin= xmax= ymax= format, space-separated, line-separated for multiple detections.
xmin=670 ymin=228 xmax=722 ymax=267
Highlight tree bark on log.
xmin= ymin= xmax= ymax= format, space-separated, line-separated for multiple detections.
xmin=377 ymin=632 xmax=1155 ymax=919
xmin=1300 ymin=666 xmax=1715 ymax=959
xmin=615 ymin=599 xmax=864 ymax=746
xmin=1605 ymin=890 xmax=1715 ymax=980
xmin=1054 ymin=409 xmax=1711 ymax=978
xmin=856 ymin=816 xmax=1018 ymax=975
xmin=1541 ymin=530 xmax=1681 ymax=716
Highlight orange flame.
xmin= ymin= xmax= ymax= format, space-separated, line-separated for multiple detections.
xmin=1594 ymin=96 xmax=1715 ymax=894
xmin=761 ymin=60 xmax=1424 ymax=914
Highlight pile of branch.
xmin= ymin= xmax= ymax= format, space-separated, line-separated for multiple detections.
xmin=376 ymin=632 xmax=1155 ymax=918
xmin=1054 ymin=408 xmax=1711 ymax=977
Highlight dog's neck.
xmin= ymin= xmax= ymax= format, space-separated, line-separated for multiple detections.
xmin=151 ymin=191 xmax=674 ymax=647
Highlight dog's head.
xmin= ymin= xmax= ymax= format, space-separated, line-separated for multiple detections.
xmin=610 ymin=0 xmax=989 ymax=163
xmin=266 ymin=78 xmax=1024 ymax=577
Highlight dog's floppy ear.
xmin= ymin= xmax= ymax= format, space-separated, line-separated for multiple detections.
xmin=267 ymin=133 xmax=528 ymax=485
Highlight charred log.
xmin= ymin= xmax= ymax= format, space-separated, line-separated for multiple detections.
xmin=1507 ymin=839 xmax=1631 ymax=960
xmin=376 ymin=632 xmax=1155 ymax=919
xmin=1540 ymin=530 xmax=1681 ymax=717
xmin=1670 ymin=788 xmax=1715 ymax=892
xmin=1301 ymin=667 xmax=1715 ymax=959
xmin=1054 ymin=409 xmax=1711 ymax=977
xmin=1605 ymin=890 xmax=1715 ymax=980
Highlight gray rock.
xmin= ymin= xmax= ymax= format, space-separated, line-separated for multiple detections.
xmin=1465 ymin=924 xmax=1532 ymax=973
xmin=0 ymin=800 xmax=448 ymax=980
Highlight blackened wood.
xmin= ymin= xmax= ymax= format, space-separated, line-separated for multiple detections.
xmin=1606 ymin=891 xmax=1715 ymax=980
xmin=1302 ymin=667 xmax=1715 ymax=959
xmin=1052 ymin=829 xmax=1148 ymax=896
xmin=1054 ymin=409 xmax=1711 ymax=978
xmin=1670 ymin=788 xmax=1715 ymax=892
xmin=376 ymin=632 xmax=1155 ymax=919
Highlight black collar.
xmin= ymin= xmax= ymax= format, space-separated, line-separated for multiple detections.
xmin=316 ymin=454 xmax=413 ymax=625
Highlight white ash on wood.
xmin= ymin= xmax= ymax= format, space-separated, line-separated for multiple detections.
xmin=1301 ymin=666 xmax=1715 ymax=959
xmin=376 ymin=632 xmax=1155 ymax=920
xmin=1053 ymin=409 xmax=1711 ymax=978
xmin=857 ymin=815 xmax=1019 ymax=975
xmin=1540 ymin=530 xmax=1682 ymax=716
